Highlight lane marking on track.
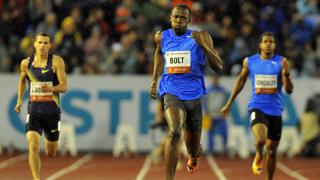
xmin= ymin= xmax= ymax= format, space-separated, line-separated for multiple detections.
xmin=206 ymin=155 xmax=227 ymax=180
xmin=46 ymin=153 xmax=93 ymax=180
xmin=136 ymin=154 xmax=152 ymax=180
xmin=277 ymin=162 xmax=309 ymax=180
xmin=0 ymin=153 xmax=28 ymax=169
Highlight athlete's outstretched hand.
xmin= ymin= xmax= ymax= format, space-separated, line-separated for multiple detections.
xmin=220 ymin=103 xmax=231 ymax=117
xmin=150 ymin=81 xmax=157 ymax=100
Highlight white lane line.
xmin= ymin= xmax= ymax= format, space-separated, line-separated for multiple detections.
xmin=277 ymin=162 xmax=309 ymax=180
xmin=46 ymin=153 xmax=93 ymax=180
xmin=136 ymin=154 xmax=152 ymax=180
xmin=0 ymin=153 xmax=28 ymax=169
xmin=206 ymin=155 xmax=227 ymax=180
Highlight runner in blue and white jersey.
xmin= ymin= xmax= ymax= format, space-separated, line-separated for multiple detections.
xmin=221 ymin=32 xmax=294 ymax=180
xmin=150 ymin=4 xmax=223 ymax=180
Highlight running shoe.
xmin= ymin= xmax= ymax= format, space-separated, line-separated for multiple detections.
xmin=252 ymin=155 xmax=263 ymax=175
xmin=186 ymin=145 xmax=202 ymax=173
xmin=187 ymin=157 xmax=199 ymax=173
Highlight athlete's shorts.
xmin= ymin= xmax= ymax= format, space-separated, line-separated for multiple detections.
xmin=163 ymin=93 xmax=202 ymax=132
xmin=26 ymin=112 xmax=61 ymax=141
xmin=249 ymin=109 xmax=282 ymax=141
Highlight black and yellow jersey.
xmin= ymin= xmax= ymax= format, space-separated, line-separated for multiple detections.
xmin=26 ymin=54 xmax=60 ymax=115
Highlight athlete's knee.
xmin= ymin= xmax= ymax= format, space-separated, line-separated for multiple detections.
xmin=28 ymin=141 xmax=40 ymax=154
xmin=255 ymin=139 xmax=266 ymax=147
xmin=168 ymin=129 xmax=182 ymax=142
xmin=267 ymin=147 xmax=278 ymax=159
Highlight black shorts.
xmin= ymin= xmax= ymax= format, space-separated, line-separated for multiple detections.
xmin=26 ymin=113 xmax=61 ymax=141
xmin=163 ymin=93 xmax=202 ymax=133
xmin=249 ymin=109 xmax=282 ymax=141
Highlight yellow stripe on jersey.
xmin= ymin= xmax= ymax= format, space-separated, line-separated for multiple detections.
xmin=53 ymin=94 xmax=60 ymax=108
xmin=26 ymin=69 xmax=39 ymax=82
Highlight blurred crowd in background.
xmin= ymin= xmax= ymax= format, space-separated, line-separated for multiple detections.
xmin=0 ymin=0 xmax=320 ymax=76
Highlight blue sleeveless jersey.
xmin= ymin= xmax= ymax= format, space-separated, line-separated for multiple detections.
xmin=158 ymin=29 xmax=206 ymax=100
xmin=27 ymin=54 xmax=61 ymax=115
xmin=247 ymin=54 xmax=283 ymax=116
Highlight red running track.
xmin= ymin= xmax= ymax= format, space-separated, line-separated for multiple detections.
xmin=0 ymin=152 xmax=319 ymax=180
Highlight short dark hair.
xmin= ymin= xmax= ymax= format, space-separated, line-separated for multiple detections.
xmin=36 ymin=33 xmax=51 ymax=41
xmin=259 ymin=32 xmax=274 ymax=42
xmin=172 ymin=4 xmax=192 ymax=17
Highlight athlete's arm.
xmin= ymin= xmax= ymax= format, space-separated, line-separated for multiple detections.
xmin=15 ymin=59 xmax=29 ymax=113
xmin=220 ymin=58 xmax=249 ymax=117
xmin=150 ymin=31 xmax=163 ymax=100
xmin=192 ymin=31 xmax=223 ymax=71
xmin=281 ymin=58 xmax=293 ymax=95
xmin=42 ymin=55 xmax=68 ymax=93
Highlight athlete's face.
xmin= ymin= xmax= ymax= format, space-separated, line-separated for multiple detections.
xmin=34 ymin=35 xmax=51 ymax=56
xmin=259 ymin=35 xmax=275 ymax=54
xmin=170 ymin=7 xmax=190 ymax=34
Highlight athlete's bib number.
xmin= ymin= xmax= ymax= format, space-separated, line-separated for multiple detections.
xmin=165 ymin=51 xmax=191 ymax=74
xmin=255 ymin=74 xmax=277 ymax=94
xmin=30 ymin=82 xmax=53 ymax=102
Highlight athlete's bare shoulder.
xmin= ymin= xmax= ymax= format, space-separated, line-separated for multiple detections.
xmin=281 ymin=57 xmax=289 ymax=64
xmin=242 ymin=57 xmax=249 ymax=67
xmin=239 ymin=57 xmax=249 ymax=75
xmin=52 ymin=54 xmax=66 ymax=73
xmin=21 ymin=57 xmax=30 ymax=64
xmin=52 ymin=54 xmax=64 ymax=62
xmin=20 ymin=57 xmax=31 ymax=70
xmin=155 ymin=31 xmax=162 ymax=44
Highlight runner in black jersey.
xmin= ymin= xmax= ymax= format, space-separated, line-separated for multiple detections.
xmin=15 ymin=33 xmax=68 ymax=180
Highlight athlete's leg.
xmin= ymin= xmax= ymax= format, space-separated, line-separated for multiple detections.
xmin=184 ymin=124 xmax=202 ymax=161
xmin=184 ymin=100 xmax=202 ymax=159
xmin=265 ymin=140 xmax=279 ymax=180
xmin=264 ymin=114 xmax=282 ymax=180
xmin=184 ymin=122 xmax=202 ymax=174
xmin=165 ymin=107 xmax=186 ymax=180
xmin=184 ymin=99 xmax=202 ymax=173
xmin=252 ymin=123 xmax=268 ymax=160
xmin=26 ymin=131 xmax=41 ymax=180
xmin=251 ymin=123 xmax=268 ymax=175
xmin=44 ymin=115 xmax=60 ymax=157
xmin=45 ymin=139 xmax=58 ymax=157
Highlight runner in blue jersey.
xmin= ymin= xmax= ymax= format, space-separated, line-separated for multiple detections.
xmin=221 ymin=32 xmax=293 ymax=180
xmin=150 ymin=4 xmax=223 ymax=180
xmin=15 ymin=33 xmax=68 ymax=180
